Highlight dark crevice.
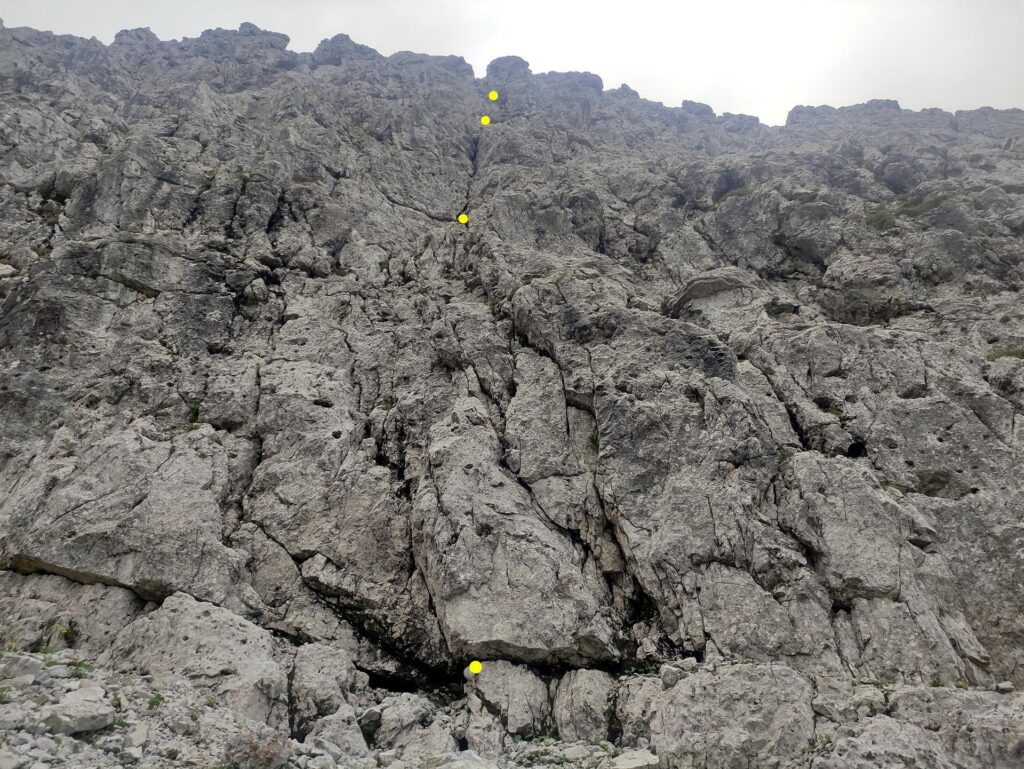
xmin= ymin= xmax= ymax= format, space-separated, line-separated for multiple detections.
xmin=845 ymin=439 xmax=867 ymax=458
xmin=371 ymin=416 xmax=413 ymax=503
xmin=6 ymin=556 xmax=165 ymax=605
xmin=783 ymin=402 xmax=812 ymax=451
xmin=357 ymin=661 xmax=465 ymax=708
xmin=830 ymin=597 xmax=854 ymax=613
xmin=285 ymin=657 xmax=298 ymax=738
xmin=771 ymin=230 xmax=827 ymax=276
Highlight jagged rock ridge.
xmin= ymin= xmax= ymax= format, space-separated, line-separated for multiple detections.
xmin=1 ymin=19 xmax=1023 ymax=769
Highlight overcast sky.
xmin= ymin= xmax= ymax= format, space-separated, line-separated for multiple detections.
xmin=3 ymin=0 xmax=1022 ymax=125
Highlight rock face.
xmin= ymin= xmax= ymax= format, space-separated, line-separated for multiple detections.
xmin=1 ymin=19 xmax=1024 ymax=769
xmin=106 ymin=592 xmax=292 ymax=728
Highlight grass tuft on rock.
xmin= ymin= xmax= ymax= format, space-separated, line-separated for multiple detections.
xmin=985 ymin=347 xmax=1024 ymax=361
xmin=865 ymin=208 xmax=896 ymax=231
xmin=895 ymin=195 xmax=946 ymax=217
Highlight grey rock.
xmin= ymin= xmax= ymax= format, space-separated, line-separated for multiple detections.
xmin=648 ymin=664 xmax=815 ymax=767
xmin=224 ymin=727 xmax=291 ymax=769
xmin=107 ymin=593 xmax=290 ymax=728
xmin=435 ymin=752 xmax=496 ymax=769
xmin=122 ymin=723 xmax=148 ymax=749
xmin=0 ymin=655 xmax=43 ymax=679
xmin=0 ymin=19 xmax=1023 ymax=769
xmin=305 ymin=702 xmax=369 ymax=759
xmin=0 ymin=749 xmax=28 ymax=769
xmin=887 ymin=686 xmax=1024 ymax=769
xmin=39 ymin=686 xmax=114 ymax=734
xmin=553 ymin=669 xmax=615 ymax=743
xmin=470 ymin=660 xmax=551 ymax=738
xmin=615 ymin=676 xmax=662 ymax=747
xmin=658 ymin=664 xmax=684 ymax=689
xmin=811 ymin=716 xmax=957 ymax=769
xmin=0 ymin=705 xmax=28 ymax=730
xmin=373 ymin=693 xmax=454 ymax=764
xmin=290 ymin=643 xmax=362 ymax=738
xmin=610 ymin=750 xmax=659 ymax=769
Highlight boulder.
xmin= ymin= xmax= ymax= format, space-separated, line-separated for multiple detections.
xmin=107 ymin=593 xmax=289 ymax=729
xmin=553 ymin=668 xmax=615 ymax=743
xmin=39 ymin=686 xmax=114 ymax=734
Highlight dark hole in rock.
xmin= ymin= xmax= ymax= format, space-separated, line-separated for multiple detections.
xmin=899 ymin=382 xmax=928 ymax=399
xmin=846 ymin=440 xmax=867 ymax=458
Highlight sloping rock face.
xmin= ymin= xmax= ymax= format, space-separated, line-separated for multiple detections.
xmin=1 ymin=19 xmax=1023 ymax=769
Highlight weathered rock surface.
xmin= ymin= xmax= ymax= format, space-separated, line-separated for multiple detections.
xmin=39 ymin=685 xmax=116 ymax=734
xmin=106 ymin=592 xmax=291 ymax=728
xmin=553 ymin=668 xmax=615 ymax=744
xmin=1 ymin=18 xmax=1024 ymax=768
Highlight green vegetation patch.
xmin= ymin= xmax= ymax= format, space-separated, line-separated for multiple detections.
xmin=985 ymin=347 xmax=1024 ymax=361
xmin=865 ymin=208 xmax=896 ymax=231
xmin=37 ymin=201 xmax=63 ymax=226
xmin=71 ymin=659 xmax=95 ymax=679
xmin=895 ymin=195 xmax=946 ymax=218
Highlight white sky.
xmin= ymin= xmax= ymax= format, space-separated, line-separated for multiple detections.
xmin=2 ymin=0 xmax=1022 ymax=125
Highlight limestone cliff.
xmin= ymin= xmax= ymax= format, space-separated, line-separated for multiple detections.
xmin=1 ymin=20 xmax=1023 ymax=769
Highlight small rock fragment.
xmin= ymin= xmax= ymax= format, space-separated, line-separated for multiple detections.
xmin=611 ymin=749 xmax=660 ymax=769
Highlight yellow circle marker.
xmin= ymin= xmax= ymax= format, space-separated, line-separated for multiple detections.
xmin=480 ymin=115 xmax=491 ymax=126
xmin=468 ymin=660 xmax=483 ymax=675
xmin=488 ymin=90 xmax=499 ymax=101
xmin=457 ymin=213 xmax=469 ymax=225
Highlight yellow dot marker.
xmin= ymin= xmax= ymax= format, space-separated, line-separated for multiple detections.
xmin=480 ymin=115 xmax=491 ymax=126
xmin=488 ymin=90 xmax=499 ymax=101
xmin=468 ymin=660 xmax=483 ymax=675
xmin=457 ymin=213 xmax=469 ymax=225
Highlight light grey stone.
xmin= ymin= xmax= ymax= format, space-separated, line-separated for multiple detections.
xmin=224 ymin=726 xmax=291 ymax=769
xmin=0 ymin=749 xmax=28 ymax=769
xmin=470 ymin=660 xmax=551 ymax=738
xmin=610 ymin=750 xmax=659 ymax=769
xmin=107 ymin=593 xmax=290 ymax=729
xmin=658 ymin=664 xmax=684 ymax=689
xmin=649 ymin=664 xmax=815 ymax=767
xmin=123 ymin=723 xmax=148 ymax=749
xmin=553 ymin=669 xmax=615 ymax=743
xmin=811 ymin=716 xmax=957 ymax=769
xmin=39 ymin=686 xmax=114 ymax=734
xmin=305 ymin=702 xmax=368 ymax=760
xmin=290 ymin=643 xmax=362 ymax=738
xmin=0 ymin=656 xmax=43 ymax=680
xmin=435 ymin=751 xmax=497 ymax=769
